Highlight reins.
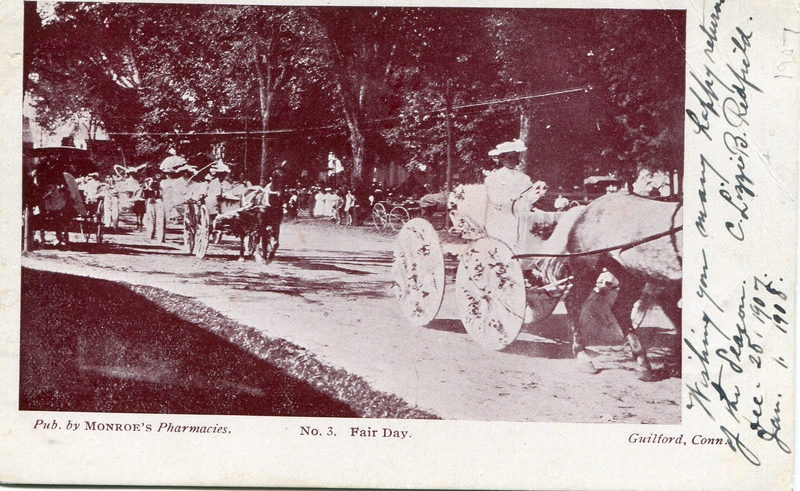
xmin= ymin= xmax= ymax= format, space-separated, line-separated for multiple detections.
xmin=512 ymin=224 xmax=683 ymax=260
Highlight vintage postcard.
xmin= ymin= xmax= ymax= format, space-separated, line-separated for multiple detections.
xmin=0 ymin=0 xmax=797 ymax=488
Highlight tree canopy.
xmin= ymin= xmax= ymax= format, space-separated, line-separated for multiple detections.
xmin=25 ymin=4 xmax=684 ymax=191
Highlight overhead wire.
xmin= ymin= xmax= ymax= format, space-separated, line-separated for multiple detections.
xmin=104 ymin=86 xmax=588 ymax=138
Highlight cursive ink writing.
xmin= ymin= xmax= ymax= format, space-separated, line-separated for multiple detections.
xmin=685 ymin=312 xmax=727 ymax=418
xmin=721 ymin=425 xmax=761 ymax=466
xmin=750 ymin=395 xmax=792 ymax=455
xmin=699 ymin=0 xmax=727 ymax=62
xmin=711 ymin=365 xmax=741 ymax=421
xmin=696 ymin=154 xmax=729 ymax=237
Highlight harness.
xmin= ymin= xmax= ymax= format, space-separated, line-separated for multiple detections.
xmin=513 ymin=222 xmax=683 ymax=260
xmin=511 ymin=197 xmax=683 ymax=260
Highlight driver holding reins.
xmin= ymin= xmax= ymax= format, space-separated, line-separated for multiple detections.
xmin=484 ymin=139 xmax=547 ymax=249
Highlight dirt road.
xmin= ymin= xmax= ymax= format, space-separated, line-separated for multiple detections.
xmin=21 ymin=218 xmax=681 ymax=423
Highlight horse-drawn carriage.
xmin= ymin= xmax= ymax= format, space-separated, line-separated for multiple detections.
xmin=151 ymin=157 xmax=282 ymax=262
xmin=392 ymin=183 xmax=683 ymax=381
xmin=23 ymin=146 xmax=104 ymax=248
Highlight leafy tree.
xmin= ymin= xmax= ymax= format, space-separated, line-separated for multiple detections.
xmin=25 ymin=5 xmax=684 ymax=193
xmin=581 ymin=9 xmax=686 ymax=184
xmin=308 ymin=7 xmax=436 ymax=185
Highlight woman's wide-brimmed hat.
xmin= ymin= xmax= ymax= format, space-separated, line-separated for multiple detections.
xmin=488 ymin=138 xmax=526 ymax=157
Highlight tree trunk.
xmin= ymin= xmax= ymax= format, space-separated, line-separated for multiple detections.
xmin=346 ymin=118 xmax=364 ymax=184
xmin=255 ymin=58 xmax=274 ymax=187
xmin=335 ymin=81 xmax=365 ymax=185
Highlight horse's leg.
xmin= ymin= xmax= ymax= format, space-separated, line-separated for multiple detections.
xmin=55 ymin=214 xmax=68 ymax=246
xmin=658 ymin=284 xmax=683 ymax=377
xmin=238 ymin=235 xmax=246 ymax=262
xmin=600 ymin=257 xmax=652 ymax=381
xmin=255 ymin=210 xmax=268 ymax=264
xmin=268 ymin=236 xmax=279 ymax=262
xmin=267 ymin=222 xmax=281 ymax=263
xmin=565 ymin=272 xmax=599 ymax=374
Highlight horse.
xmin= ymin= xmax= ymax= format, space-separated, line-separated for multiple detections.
xmin=213 ymin=185 xmax=285 ymax=263
xmin=213 ymin=186 xmax=267 ymax=262
xmin=563 ymin=192 xmax=682 ymax=381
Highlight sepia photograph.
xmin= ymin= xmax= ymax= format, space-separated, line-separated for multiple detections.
xmin=19 ymin=2 xmax=684 ymax=423
xmin=1 ymin=0 xmax=797 ymax=489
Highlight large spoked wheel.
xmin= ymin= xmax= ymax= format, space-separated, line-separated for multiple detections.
xmin=183 ymin=203 xmax=197 ymax=254
xmin=388 ymin=206 xmax=411 ymax=231
xmin=392 ymin=218 xmax=446 ymax=326
xmin=455 ymin=236 xmax=527 ymax=351
xmin=95 ymin=200 xmax=104 ymax=244
xmin=194 ymin=206 xmax=210 ymax=259
xmin=372 ymin=203 xmax=388 ymax=230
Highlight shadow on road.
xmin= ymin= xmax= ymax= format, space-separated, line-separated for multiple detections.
xmin=20 ymin=268 xmax=358 ymax=417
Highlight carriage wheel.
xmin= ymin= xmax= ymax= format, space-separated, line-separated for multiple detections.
xmin=455 ymin=237 xmax=527 ymax=351
xmin=392 ymin=218 xmax=446 ymax=326
xmin=194 ymin=206 xmax=210 ymax=259
xmin=183 ymin=204 xmax=197 ymax=254
xmin=388 ymin=206 xmax=411 ymax=231
xmin=372 ymin=203 xmax=388 ymax=230
xmin=95 ymin=201 xmax=104 ymax=244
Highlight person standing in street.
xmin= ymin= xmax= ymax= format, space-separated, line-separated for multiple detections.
xmin=102 ymin=175 xmax=120 ymax=231
xmin=344 ymin=189 xmax=355 ymax=225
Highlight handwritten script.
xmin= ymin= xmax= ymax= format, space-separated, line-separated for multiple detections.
xmin=686 ymin=10 xmax=793 ymax=467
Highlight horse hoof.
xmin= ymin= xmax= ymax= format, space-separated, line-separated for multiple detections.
xmin=575 ymin=352 xmax=599 ymax=374
xmin=635 ymin=366 xmax=655 ymax=382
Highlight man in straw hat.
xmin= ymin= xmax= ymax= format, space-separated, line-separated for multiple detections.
xmin=205 ymin=160 xmax=239 ymax=240
xmin=484 ymin=139 xmax=547 ymax=249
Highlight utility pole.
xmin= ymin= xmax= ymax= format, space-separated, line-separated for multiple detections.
xmin=243 ymin=118 xmax=249 ymax=183
xmin=444 ymin=79 xmax=453 ymax=230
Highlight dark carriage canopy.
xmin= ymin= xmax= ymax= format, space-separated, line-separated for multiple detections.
xmin=27 ymin=146 xmax=97 ymax=178
xmin=391 ymin=174 xmax=430 ymax=198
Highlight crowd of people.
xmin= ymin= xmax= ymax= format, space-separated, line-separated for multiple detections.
xmin=57 ymin=136 xmax=652 ymax=252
